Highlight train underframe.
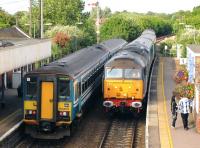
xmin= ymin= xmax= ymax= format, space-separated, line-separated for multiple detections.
xmin=24 ymin=119 xmax=82 ymax=139
xmin=103 ymin=98 xmax=146 ymax=116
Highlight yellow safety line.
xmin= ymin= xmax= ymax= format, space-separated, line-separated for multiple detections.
xmin=161 ymin=62 xmax=173 ymax=148
xmin=0 ymin=109 xmax=21 ymax=125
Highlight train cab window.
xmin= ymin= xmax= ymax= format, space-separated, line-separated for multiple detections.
xmin=26 ymin=76 xmax=37 ymax=98
xmin=124 ymin=69 xmax=141 ymax=79
xmin=105 ymin=68 xmax=123 ymax=78
xmin=58 ymin=78 xmax=70 ymax=100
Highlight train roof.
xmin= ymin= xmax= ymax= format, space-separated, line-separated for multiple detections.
xmin=27 ymin=39 xmax=127 ymax=79
xmin=100 ymin=39 xmax=127 ymax=51
xmin=124 ymin=29 xmax=156 ymax=52
xmin=105 ymin=51 xmax=146 ymax=69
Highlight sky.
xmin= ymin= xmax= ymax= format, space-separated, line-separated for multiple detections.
xmin=0 ymin=0 xmax=200 ymax=14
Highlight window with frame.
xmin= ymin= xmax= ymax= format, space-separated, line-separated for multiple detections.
xmin=124 ymin=69 xmax=141 ymax=79
xmin=26 ymin=76 xmax=37 ymax=98
xmin=105 ymin=68 xmax=123 ymax=78
xmin=75 ymin=82 xmax=80 ymax=101
xmin=58 ymin=78 xmax=70 ymax=100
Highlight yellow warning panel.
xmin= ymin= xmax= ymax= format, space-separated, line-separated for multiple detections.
xmin=104 ymin=79 xmax=143 ymax=99
xmin=41 ymin=82 xmax=54 ymax=120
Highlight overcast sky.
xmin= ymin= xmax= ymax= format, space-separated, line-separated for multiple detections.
xmin=0 ymin=0 xmax=200 ymax=14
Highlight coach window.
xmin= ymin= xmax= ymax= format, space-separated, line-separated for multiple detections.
xmin=58 ymin=78 xmax=70 ymax=100
xmin=75 ymin=82 xmax=80 ymax=101
xmin=26 ymin=76 xmax=37 ymax=98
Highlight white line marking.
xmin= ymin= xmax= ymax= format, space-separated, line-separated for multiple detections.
xmin=0 ymin=120 xmax=23 ymax=142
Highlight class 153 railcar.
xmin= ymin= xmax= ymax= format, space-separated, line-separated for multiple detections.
xmin=103 ymin=29 xmax=156 ymax=115
xmin=23 ymin=39 xmax=127 ymax=139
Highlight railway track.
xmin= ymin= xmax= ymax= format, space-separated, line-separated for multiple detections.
xmin=15 ymin=117 xmax=146 ymax=148
xmin=98 ymin=117 xmax=145 ymax=148
xmin=15 ymin=94 xmax=111 ymax=148
xmin=13 ymin=93 xmax=147 ymax=148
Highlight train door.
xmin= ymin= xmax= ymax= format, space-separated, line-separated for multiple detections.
xmin=41 ymin=82 xmax=54 ymax=120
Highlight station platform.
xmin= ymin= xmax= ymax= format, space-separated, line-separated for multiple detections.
xmin=146 ymin=57 xmax=199 ymax=148
xmin=0 ymin=89 xmax=22 ymax=137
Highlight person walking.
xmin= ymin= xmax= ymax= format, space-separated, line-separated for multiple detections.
xmin=171 ymin=92 xmax=178 ymax=128
xmin=178 ymin=97 xmax=193 ymax=130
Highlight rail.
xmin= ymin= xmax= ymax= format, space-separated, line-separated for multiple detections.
xmin=99 ymin=119 xmax=136 ymax=148
xmin=98 ymin=120 xmax=113 ymax=148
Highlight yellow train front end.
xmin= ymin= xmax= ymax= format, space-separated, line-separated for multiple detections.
xmin=23 ymin=75 xmax=73 ymax=139
xmin=103 ymin=66 xmax=146 ymax=114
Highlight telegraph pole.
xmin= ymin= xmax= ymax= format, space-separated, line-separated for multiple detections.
xmin=29 ymin=0 xmax=32 ymax=37
xmin=88 ymin=0 xmax=100 ymax=43
xmin=40 ymin=0 xmax=44 ymax=38
xmin=96 ymin=0 xmax=100 ymax=43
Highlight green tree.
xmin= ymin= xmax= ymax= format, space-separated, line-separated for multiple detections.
xmin=100 ymin=12 xmax=173 ymax=41
xmin=100 ymin=14 xmax=142 ymax=41
xmin=14 ymin=11 xmax=29 ymax=33
xmin=0 ymin=7 xmax=15 ymax=28
xmin=43 ymin=0 xmax=84 ymax=25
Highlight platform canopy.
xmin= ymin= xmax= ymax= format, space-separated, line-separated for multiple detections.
xmin=0 ymin=26 xmax=51 ymax=75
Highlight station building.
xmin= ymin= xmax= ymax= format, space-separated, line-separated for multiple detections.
xmin=0 ymin=26 xmax=51 ymax=105
xmin=186 ymin=44 xmax=200 ymax=132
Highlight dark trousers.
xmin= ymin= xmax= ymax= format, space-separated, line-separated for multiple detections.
xmin=181 ymin=113 xmax=189 ymax=128
xmin=172 ymin=112 xmax=177 ymax=127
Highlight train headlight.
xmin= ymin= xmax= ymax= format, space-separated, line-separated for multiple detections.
xmin=103 ymin=101 xmax=114 ymax=108
xmin=26 ymin=110 xmax=36 ymax=115
xmin=131 ymin=102 xmax=142 ymax=108
xmin=63 ymin=112 xmax=67 ymax=116
xmin=25 ymin=110 xmax=37 ymax=120
xmin=29 ymin=110 xmax=32 ymax=114
xmin=57 ymin=111 xmax=70 ymax=121
xmin=58 ymin=111 xmax=69 ymax=117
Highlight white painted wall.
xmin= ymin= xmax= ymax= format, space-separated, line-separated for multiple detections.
xmin=0 ymin=40 xmax=51 ymax=75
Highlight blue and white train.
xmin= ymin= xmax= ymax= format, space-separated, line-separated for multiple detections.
xmin=23 ymin=39 xmax=127 ymax=139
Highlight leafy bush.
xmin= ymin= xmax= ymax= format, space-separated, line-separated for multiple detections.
xmin=173 ymin=67 xmax=188 ymax=84
xmin=45 ymin=25 xmax=84 ymax=56
xmin=53 ymin=32 xmax=70 ymax=48
xmin=174 ymin=83 xmax=194 ymax=99
xmin=45 ymin=25 xmax=83 ymax=38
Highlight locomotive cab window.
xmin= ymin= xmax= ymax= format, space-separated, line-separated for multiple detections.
xmin=124 ymin=69 xmax=141 ymax=79
xmin=26 ymin=76 xmax=37 ymax=98
xmin=58 ymin=77 xmax=70 ymax=100
xmin=105 ymin=68 xmax=123 ymax=78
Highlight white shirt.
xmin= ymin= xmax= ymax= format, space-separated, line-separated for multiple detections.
xmin=178 ymin=97 xmax=193 ymax=114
